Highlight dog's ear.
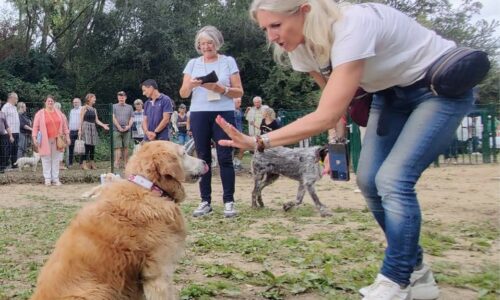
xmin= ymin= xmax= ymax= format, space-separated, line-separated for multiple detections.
xmin=154 ymin=148 xmax=186 ymax=182
xmin=316 ymin=146 xmax=329 ymax=163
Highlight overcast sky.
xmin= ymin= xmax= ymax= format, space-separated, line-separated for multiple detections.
xmin=0 ymin=0 xmax=498 ymax=35
xmin=450 ymin=0 xmax=500 ymax=28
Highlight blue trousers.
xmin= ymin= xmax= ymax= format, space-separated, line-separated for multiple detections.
xmin=176 ymin=132 xmax=188 ymax=145
xmin=190 ymin=111 xmax=235 ymax=204
xmin=356 ymin=86 xmax=474 ymax=286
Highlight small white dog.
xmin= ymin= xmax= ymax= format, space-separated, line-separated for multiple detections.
xmin=81 ymin=173 xmax=122 ymax=199
xmin=14 ymin=152 xmax=41 ymax=171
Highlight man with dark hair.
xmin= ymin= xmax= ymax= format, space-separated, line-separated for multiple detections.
xmin=141 ymin=79 xmax=173 ymax=141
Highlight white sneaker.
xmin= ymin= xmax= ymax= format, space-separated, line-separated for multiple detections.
xmin=52 ymin=180 xmax=62 ymax=186
xmin=410 ymin=265 xmax=440 ymax=299
xmin=362 ymin=274 xmax=411 ymax=300
xmin=223 ymin=202 xmax=237 ymax=218
xmin=360 ymin=265 xmax=439 ymax=300
xmin=44 ymin=179 xmax=51 ymax=186
xmin=192 ymin=201 xmax=212 ymax=217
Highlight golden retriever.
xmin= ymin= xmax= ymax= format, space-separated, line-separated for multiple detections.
xmin=30 ymin=141 xmax=208 ymax=300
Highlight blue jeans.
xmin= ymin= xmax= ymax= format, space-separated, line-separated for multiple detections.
xmin=190 ymin=111 xmax=235 ymax=204
xmin=177 ymin=132 xmax=188 ymax=145
xmin=356 ymin=86 xmax=474 ymax=286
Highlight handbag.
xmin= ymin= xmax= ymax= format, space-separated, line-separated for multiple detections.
xmin=46 ymin=110 xmax=67 ymax=150
xmin=425 ymin=47 xmax=490 ymax=98
xmin=56 ymin=134 xmax=67 ymax=150
xmin=348 ymin=88 xmax=373 ymax=127
xmin=74 ymin=139 xmax=85 ymax=155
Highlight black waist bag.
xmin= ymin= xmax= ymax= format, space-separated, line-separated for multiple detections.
xmin=425 ymin=47 xmax=490 ymax=98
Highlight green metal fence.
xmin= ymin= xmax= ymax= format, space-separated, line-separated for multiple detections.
xmin=278 ymin=104 xmax=499 ymax=172
xmin=11 ymin=101 xmax=499 ymax=176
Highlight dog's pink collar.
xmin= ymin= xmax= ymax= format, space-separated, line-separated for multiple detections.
xmin=128 ymin=174 xmax=173 ymax=200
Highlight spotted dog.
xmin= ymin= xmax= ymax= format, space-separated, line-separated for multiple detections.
xmin=251 ymin=146 xmax=331 ymax=217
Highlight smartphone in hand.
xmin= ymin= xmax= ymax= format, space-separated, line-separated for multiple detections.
xmin=328 ymin=143 xmax=350 ymax=181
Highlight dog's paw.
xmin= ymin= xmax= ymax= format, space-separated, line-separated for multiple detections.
xmin=282 ymin=201 xmax=295 ymax=212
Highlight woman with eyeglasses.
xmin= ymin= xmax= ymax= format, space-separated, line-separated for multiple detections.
xmin=131 ymin=99 xmax=145 ymax=144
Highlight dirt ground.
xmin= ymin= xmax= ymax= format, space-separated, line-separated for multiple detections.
xmin=1 ymin=163 xmax=499 ymax=299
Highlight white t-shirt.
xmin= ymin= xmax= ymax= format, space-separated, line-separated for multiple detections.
xmin=183 ymin=55 xmax=239 ymax=112
xmin=289 ymin=3 xmax=456 ymax=92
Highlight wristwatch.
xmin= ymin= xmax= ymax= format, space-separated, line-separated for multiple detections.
xmin=223 ymin=86 xmax=230 ymax=95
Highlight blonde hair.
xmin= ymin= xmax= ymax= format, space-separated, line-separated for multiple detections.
xmin=249 ymin=0 xmax=343 ymax=66
xmin=85 ymin=93 xmax=96 ymax=105
xmin=264 ymin=107 xmax=276 ymax=120
xmin=194 ymin=26 xmax=224 ymax=55
xmin=17 ymin=101 xmax=26 ymax=112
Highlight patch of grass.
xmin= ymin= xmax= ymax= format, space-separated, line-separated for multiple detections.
xmin=435 ymin=264 xmax=500 ymax=299
xmin=200 ymin=263 xmax=252 ymax=281
xmin=420 ymin=230 xmax=456 ymax=256
xmin=1 ymin=179 xmax=498 ymax=299
xmin=454 ymin=222 xmax=500 ymax=252
xmin=0 ymin=202 xmax=79 ymax=299
xmin=180 ymin=281 xmax=240 ymax=299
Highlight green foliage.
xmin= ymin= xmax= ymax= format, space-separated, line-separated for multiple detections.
xmin=0 ymin=0 xmax=498 ymax=107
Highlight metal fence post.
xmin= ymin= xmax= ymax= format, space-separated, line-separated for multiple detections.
xmin=110 ymin=103 xmax=114 ymax=174
xmin=481 ymin=111 xmax=491 ymax=163
xmin=349 ymin=122 xmax=362 ymax=173
xmin=490 ymin=104 xmax=498 ymax=163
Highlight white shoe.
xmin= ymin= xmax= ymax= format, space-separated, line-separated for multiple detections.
xmin=362 ymin=274 xmax=411 ymax=300
xmin=192 ymin=201 xmax=212 ymax=217
xmin=52 ymin=180 xmax=62 ymax=186
xmin=360 ymin=265 xmax=439 ymax=300
xmin=44 ymin=179 xmax=51 ymax=186
xmin=223 ymin=202 xmax=237 ymax=218
xmin=410 ymin=265 xmax=440 ymax=299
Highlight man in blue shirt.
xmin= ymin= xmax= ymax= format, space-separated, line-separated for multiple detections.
xmin=141 ymin=79 xmax=174 ymax=141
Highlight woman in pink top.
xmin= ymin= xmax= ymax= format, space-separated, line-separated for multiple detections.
xmin=32 ymin=95 xmax=70 ymax=186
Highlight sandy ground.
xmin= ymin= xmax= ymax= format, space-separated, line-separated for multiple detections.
xmin=1 ymin=163 xmax=499 ymax=299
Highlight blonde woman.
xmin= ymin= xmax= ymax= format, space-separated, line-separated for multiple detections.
xmin=259 ymin=107 xmax=280 ymax=134
xmin=132 ymin=99 xmax=145 ymax=144
xmin=79 ymin=93 xmax=109 ymax=170
xmin=17 ymin=101 xmax=32 ymax=158
xmin=32 ymin=95 xmax=70 ymax=186
xmin=214 ymin=1 xmax=479 ymax=299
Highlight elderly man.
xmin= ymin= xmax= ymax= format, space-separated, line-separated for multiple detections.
xmin=67 ymin=98 xmax=82 ymax=167
xmin=112 ymin=91 xmax=134 ymax=169
xmin=1 ymin=92 xmax=20 ymax=169
xmin=245 ymin=96 xmax=268 ymax=136
xmin=0 ymin=111 xmax=14 ymax=173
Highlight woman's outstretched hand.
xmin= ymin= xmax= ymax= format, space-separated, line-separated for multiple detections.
xmin=215 ymin=115 xmax=255 ymax=150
